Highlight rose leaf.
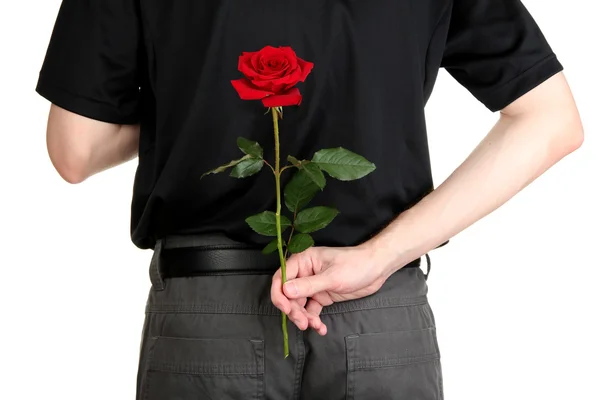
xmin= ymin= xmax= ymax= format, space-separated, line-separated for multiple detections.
xmin=312 ymin=147 xmax=376 ymax=181
xmin=230 ymin=157 xmax=264 ymax=178
xmin=294 ymin=206 xmax=339 ymax=234
xmin=201 ymin=154 xmax=252 ymax=178
xmin=288 ymin=233 xmax=314 ymax=254
xmin=246 ymin=211 xmax=292 ymax=236
xmin=237 ymin=137 xmax=263 ymax=158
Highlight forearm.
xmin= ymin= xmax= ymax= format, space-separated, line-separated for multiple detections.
xmin=86 ymin=123 xmax=140 ymax=177
xmin=363 ymin=78 xmax=583 ymax=277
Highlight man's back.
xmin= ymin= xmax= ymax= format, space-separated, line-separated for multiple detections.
xmin=36 ymin=0 xmax=563 ymax=252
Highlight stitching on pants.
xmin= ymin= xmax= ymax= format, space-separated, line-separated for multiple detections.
xmin=144 ymin=295 xmax=428 ymax=315
xmin=292 ymin=330 xmax=306 ymax=400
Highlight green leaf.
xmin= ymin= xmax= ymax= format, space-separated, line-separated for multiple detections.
xmin=294 ymin=206 xmax=339 ymax=233
xmin=245 ymin=211 xmax=292 ymax=236
xmin=287 ymin=155 xmax=302 ymax=166
xmin=262 ymin=239 xmax=281 ymax=255
xmin=284 ymin=169 xmax=321 ymax=213
xmin=230 ymin=158 xmax=264 ymax=178
xmin=302 ymin=162 xmax=326 ymax=189
xmin=201 ymin=154 xmax=253 ymax=178
xmin=237 ymin=137 xmax=263 ymax=158
xmin=286 ymin=156 xmax=326 ymax=190
xmin=288 ymin=233 xmax=314 ymax=254
xmin=312 ymin=147 xmax=376 ymax=181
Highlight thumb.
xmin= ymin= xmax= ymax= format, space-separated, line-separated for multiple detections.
xmin=283 ymin=274 xmax=332 ymax=299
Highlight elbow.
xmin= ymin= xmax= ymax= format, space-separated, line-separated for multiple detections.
xmin=553 ymin=109 xmax=584 ymax=158
xmin=46 ymin=132 xmax=91 ymax=185
xmin=57 ymin=160 xmax=89 ymax=185
xmin=51 ymin=151 xmax=90 ymax=185
xmin=567 ymin=120 xmax=584 ymax=152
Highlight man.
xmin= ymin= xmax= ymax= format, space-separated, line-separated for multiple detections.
xmin=36 ymin=0 xmax=583 ymax=399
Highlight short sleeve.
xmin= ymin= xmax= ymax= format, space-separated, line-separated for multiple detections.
xmin=35 ymin=0 xmax=142 ymax=124
xmin=441 ymin=0 xmax=564 ymax=112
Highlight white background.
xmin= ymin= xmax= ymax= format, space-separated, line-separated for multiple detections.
xmin=1 ymin=1 xmax=598 ymax=399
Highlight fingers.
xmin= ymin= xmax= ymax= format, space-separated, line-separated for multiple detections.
xmin=310 ymin=292 xmax=333 ymax=310
xmin=289 ymin=300 xmax=326 ymax=334
xmin=271 ymin=251 xmax=329 ymax=333
xmin=283 ymin=273 xmax=332 ymax=299
xmin=274 ymin=277 xmax=326 ymax=334
xmin=270 ymin=268 xmax=291 ymax=314
xmin=271 ymin=253 xmax=306 ymax=313
xmin=288 ymin=301 xmax=309 ymax=330
xmin=296 ymin=297 xmax=307 ymax=308
xmin=305 ymin=299 xmax=327 ymax=336
xmin=272 ymin=266 xmax=316 ymax=331
xmin=283 ymin=252 xmax=303 ymax=281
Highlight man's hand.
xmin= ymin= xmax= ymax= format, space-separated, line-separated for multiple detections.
xmin=270 ymin=243 xmax=399 ymax=335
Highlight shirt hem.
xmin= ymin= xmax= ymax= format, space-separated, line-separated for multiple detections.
xmin=477 ymin=54 xmax=564 ymax=112
xmin=35 ymin=78 xmax=140 ymax=125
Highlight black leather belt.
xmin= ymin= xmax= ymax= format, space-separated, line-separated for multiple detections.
xmin=155 ymin=233 xmax=427 ymax=278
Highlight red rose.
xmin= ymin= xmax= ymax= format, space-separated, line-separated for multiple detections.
xmin=231 ymin=46 xmax=314 ymax=107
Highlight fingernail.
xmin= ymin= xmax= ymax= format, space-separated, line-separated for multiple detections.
xmin=284 ymin=282 xmax=298 ymax=296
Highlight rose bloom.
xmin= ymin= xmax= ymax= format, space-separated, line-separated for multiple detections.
xmin=231 ymin=46 xmax=314 ymax=107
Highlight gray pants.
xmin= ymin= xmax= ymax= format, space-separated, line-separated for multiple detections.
xmin=135 ymin=263 xmax=444 ymax=399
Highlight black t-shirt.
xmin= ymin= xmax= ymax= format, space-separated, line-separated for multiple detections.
xmin=36 ymin=0 xmax=563 ymax=250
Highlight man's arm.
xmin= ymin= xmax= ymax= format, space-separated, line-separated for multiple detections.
xmin=46 ymin=104 xmax=140 ymax=184
xmin=271 ymin=72 xmax=584 ymax=334
xmin=366 ymin=72 xmax=583 ymax=278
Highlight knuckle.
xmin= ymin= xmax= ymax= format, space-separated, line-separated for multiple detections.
xmin=304 ymin=279 xmax=315 ymax=295
xmin=272 ymin=298 xmax=284 ymax=309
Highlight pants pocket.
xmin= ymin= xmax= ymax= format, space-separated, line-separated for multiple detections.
xmin=345 ymin=327 xmax=443 ymax=400
xmin=140 ymin=335 xmax=265 ymax=400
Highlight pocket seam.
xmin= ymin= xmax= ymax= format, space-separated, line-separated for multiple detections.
xmin=143 ymin=336 xmax=265 ymax=400
xmin=349 ymin=352 xmax=440 ymax=371
xmin=345 ymin=327 xmax=440 ymax=371
xmin=148 ymin=336 xmax=265 ymax=375
xmin=148 ymin=362 xmax=261 ymax=376
xmin=345 ymin=327 xmax=442 ymax=400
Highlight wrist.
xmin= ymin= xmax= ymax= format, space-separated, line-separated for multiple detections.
xmin=357 ymin=234 xmax=412 ymax=279
xmin=358 ymin=208 xmax=431 ymax=278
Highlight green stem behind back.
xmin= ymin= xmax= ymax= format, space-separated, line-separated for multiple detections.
xmin=272 ymin=107 xmax=289 ymax=359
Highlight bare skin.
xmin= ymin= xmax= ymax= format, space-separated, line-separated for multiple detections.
xmin=45 ymin=105 xmax=139 ymax=184
xmin=44 ymin=72 xmax=584 ymax=336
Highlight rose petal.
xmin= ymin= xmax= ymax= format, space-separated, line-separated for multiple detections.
xmin=231 ymin=79 xmax=273 ymax=100
xmin=297 ymin=58 xmax=314 ymax=82
xmin=250 ymin=52 xmax=262 ymax=73
xmin=249 ymin=78 xmax=275 ymax=91
xmin=259 ymin=45 xmax=282 ymax=58
xmin=238 ymin=53 xmax=260 ymax=79
xmin=255 ymin=66 xmax=289 ymax=80
xmin=264 ymin=57 xmax=286 ymax=72
xmin=267 ymin=65 xmax=303 ymax=92
xmin=258 ymin=56 xmax=287 ymax=75
xmin=262 ymin=88 xmax=303 ymax=107
xmin=280 ymin=47 xmax=299 ymax=70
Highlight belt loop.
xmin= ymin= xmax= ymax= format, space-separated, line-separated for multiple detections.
xmin=424 ymin=253 xmax=431 ymax=281
xmin=150 ymin=238 xmax=165 ymax=291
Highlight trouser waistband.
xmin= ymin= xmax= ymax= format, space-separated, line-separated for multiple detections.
xmin=148 ymin=233 xmax=433 ymax=291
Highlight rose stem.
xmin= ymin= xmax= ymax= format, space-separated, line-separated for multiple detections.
xmin=272 ymin=107 xmax=289 ymax=359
